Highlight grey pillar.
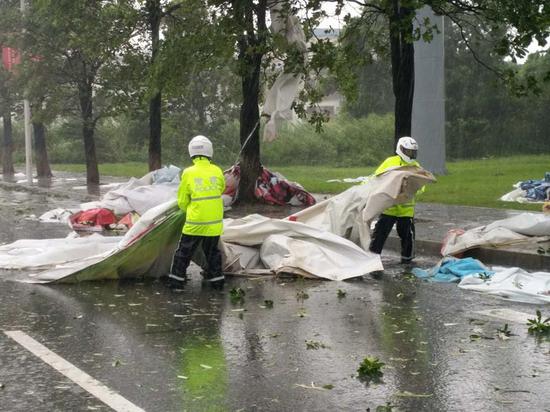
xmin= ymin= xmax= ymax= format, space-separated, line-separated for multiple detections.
xmin=412 ymin=6 xmax=446 ymax=174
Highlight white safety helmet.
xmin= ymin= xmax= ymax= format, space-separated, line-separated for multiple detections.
xmin=396 ymin=136 xmax=418 ymax=163
xmin=188 ymin=135 xmax=213 ymax=158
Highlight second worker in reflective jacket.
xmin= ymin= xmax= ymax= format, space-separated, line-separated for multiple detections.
xmin=169 ymin=135 xmax=226 ymax=286
xmin=369 ymin=136 xmax=423 ymax=264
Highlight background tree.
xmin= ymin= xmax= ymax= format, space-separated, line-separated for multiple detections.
xmin=31 ymin=102 xmax=52 ymax=177
xmin=158 ymin=6 xmax=241 ymax=165
xmin=0 ymin=0 xmax=23 ymax=177
xmin=338 ymin=12 xmax=550 ymax=160
xmin=139 ymin=0 xmax=191 ymax=171
xmin=205 ymin=0 xmax=270 ymax=203
xmin=140 ymin=0 xmax=235 ymax=169
xmin=445 ymin=17 xmax=550 ymax=158
xmin=207 ymin=0 xmax=332 ymax=202
xmin=336 ymin=17 xmax=393 ymax=117
xmin=19 ymin=0 xmax=137 ymax=184
xmin=0 ymin=67 xmax=16 ymax=176
xmin=336 ymin=0 xmax=550 ymax=146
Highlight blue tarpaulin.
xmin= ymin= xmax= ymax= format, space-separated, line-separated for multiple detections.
xmin=520 ymin=173 xmax=550 ymax=201
xmin=412 ymin=257 xmax=494 ymax=283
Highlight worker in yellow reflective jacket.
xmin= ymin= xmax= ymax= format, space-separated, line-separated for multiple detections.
xmin=369 ymin=136 xmax=422 ymax=264
xmin=169 ymin=135 xmax=226 ymax=286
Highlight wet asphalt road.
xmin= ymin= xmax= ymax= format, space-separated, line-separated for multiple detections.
xmin=0 ymin=179 xmax=549 ymax=411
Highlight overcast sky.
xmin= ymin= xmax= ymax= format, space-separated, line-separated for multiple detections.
xmin=319 ymin=2 xmax=361 ymax=29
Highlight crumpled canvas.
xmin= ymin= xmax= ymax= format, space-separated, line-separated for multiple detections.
xmin=288 ymin=166 xmax=436 ymax=251
xmin=0 ymin=167 xmax=435 ymax=283
xmin=220 ymin=214 xmax=383 ymax=280
xmin=0 ymin=235 xmax=121 ymax=270
xmin=262 ymin=3 xmax=307 ymax=142
xmin=80 ymin=172 xmax=179 ymax=216
xmin=441 ymin=213 xmax=550 ymax=256
xmin=13 ymin=201 xmax=184 ymax=283
xmin=223 ymin=164 xmax=316 ymax=207
xmin=459 ymin=266 xmax=550 ymax=304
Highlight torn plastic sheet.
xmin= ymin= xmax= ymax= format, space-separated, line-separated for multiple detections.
xmin=441 ymin=213 xmax=550 ymax=256
xmin=458 ymin=267 xmax=550 ymax=304
xmin=326 ymin=176 xmax=369 ymax=183
xmin=80 ymin=172 xmax=179 ymax=216
xmin=37 ymin=166 xmax=180 ymax=234
xmin=223 ymin=164 xmax=315 ymax=207
xmin=413 ymin=258 xmax=550 ymax=303
xmin=500 ymin=187 xmax=543 ymax=204
xmin=262 ymin=3 xmax=307 ymax=142
xmin=220 ymin=214 xmax=383 ymax=280
xmin=7 ymin=205 xmax=380 ymax=283
xmin=39 ymin=208 xmax=77 ymax=224
xmin=14 ymin=201 xmax=184 ymax=283
xmin=500 ymin=176 xmax=550 ymax=204
xmin=0 ymin=167 xmax=434 ymax=283
xmin=288 ymin=167 xmax=436 ymax=251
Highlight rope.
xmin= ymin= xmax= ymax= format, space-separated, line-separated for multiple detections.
xmin=234 ymin=119 xmax=260 ymax=165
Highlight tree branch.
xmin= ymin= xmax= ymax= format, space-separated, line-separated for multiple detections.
xmin=448 ymin=15 xmax=503 ymax=79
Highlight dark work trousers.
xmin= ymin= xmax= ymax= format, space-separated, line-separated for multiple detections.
xmin=369 ymin=214 xmax=415 ymax=263
xmin=170 ymin=234 xmax=222 ymax=279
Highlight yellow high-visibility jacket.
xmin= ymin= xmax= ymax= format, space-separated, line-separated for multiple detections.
xmin=177 ymin=157 xmax=225 ymax=236
xmin=375 ymin=155 xmax=422 ymax=217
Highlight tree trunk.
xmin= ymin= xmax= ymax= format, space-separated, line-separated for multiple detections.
xmin=235 ymin=0 xmax=266 ymax=203
xmin=32 ymin=121 xmax=53 ymax=178
xmin=147 ymin=0 xmax=162 ymax=171
xmin=237 ymin=57 xmax=262 ymax=203
xmin=78 ymin=80 xmax=100 ymax=184
xmin=149 ymin=91 xmax=162 ymax=170
xmin=389 ymin=1 xmax=415 ymax=148
xmin=2 ymin=109 xmax=15 ymax=176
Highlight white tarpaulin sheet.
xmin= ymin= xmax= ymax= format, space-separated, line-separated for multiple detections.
xmin=221 ymin=214 xmax=382 ymax=280
xmin=11 ymin=200 xmax=184 ymax=283
xmin=0 ymin=235 xmax=120 ymax=270
xmin=459 ymin=267 xmax=550 ymax=304
xmin=262 ymin=3 xmax=307 ymax=142
xmin=289 ymin=167 xmax=436 ymax=251
xmin=38 ymin=166 xmax=181 ymax=224
xmin=3 ymin=204 xmax=381 ymax=282
xmin=0 ymin=167 xmax=435 ymax=283
xmin=500 ymin=186 xmax=543 ymax=204
xmin=441 ymin=213 xmax=550 ymax=256
xmin=80 ymin=167 xmax=180 ymax=216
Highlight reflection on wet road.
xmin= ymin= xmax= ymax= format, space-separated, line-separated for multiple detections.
xmin=0 ymin=179 xmax=549 ymax=411
xmin=1 ymin=269 xmax=550 ymax=411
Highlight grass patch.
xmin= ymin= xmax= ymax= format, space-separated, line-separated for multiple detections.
xmin=51 ymin=154 xmax=549 ymax=211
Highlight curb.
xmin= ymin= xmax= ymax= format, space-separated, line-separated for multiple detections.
xmin=385 ymin=235 xmax=550 ymax=272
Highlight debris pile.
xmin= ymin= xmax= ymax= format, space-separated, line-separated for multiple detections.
xmin=501 ymin=173 xmax=550 ymax=203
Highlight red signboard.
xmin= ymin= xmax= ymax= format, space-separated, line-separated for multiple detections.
xmin=2 ymin=46 xmax=21 ymax=72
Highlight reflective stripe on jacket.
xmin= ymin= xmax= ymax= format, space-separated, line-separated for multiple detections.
xmin=375 ymin=155 xmax=421 ymax=217
xmin=178 ymin=157 xmax=225 ymax=236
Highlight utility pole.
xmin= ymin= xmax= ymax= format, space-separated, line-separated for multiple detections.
xmin=21 ymin=0 xmax=32 ymax=184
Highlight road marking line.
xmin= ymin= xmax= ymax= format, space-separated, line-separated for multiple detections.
xmin=4 ymin=330 xmax=145 ymax=412
xmin=475 ymin=308 xmax=532 ymax=324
